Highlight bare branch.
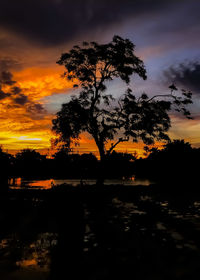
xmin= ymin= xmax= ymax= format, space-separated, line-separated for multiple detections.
xmin=147 ymin=94 xmax=176 ymax=103
xmin=107 ymin=137 xmax=129 ymax=155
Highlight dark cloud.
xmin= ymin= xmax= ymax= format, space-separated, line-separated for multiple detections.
xmin=0 ymin=0 xmax=191 ymax=46
xmin=0 ymin=69 xmax=47 ymax=118
xmin=0 ymin=58 xmax=22 ymax=72
xmin=14 ymin=94 xmax=28 ymax=105
xmin=0 ymin=89 xmax=8 ymax=100
xmin=26 ymin=103 xmax=46 ymax=115
xmin=11 ymin=86 xmax=22 ymax=95
xmin=26 ymin=102 xmax=47 ymax=120
xmin=0 ymin=71 xmax=15 ymax=85
xmin=0 ymin=70 xmax=15 ymax=100
xmin=0 ymin=71 xmax=28 ymax=104
xmin=163 ymin=61 xmax=200 ymax=95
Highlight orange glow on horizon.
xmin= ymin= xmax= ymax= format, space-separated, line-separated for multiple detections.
xmin=0 ymin=65 xmax=72 ymax=152
xmin=0 ymin=64 xmax=154 ymax=157
xmin=0 ymin=64 xmax=200 ymax=157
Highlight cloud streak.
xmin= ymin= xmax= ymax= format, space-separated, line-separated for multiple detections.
xmin=0 ymin=69 xmax=47 ymax=119
xmin=0 ymin=0 xmax=199 ymax=152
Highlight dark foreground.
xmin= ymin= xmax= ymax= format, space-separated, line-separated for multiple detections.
xmin=0 ymin=183 xmax=200 ymax=280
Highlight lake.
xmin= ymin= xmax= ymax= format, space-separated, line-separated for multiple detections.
xmin=1 ymin=186 xmax=200 ymax=280
xmin=8 ymin=177 xmax=152 ymax=189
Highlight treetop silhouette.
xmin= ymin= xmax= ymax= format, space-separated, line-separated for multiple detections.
xmin=52 ymin=35 xmax=192 ymax=161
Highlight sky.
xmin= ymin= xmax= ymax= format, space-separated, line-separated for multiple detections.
xmin=0 ymin=0 xmax=200 ymax=157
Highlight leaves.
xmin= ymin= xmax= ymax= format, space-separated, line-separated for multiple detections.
xmin=57 ymin=35 xmax=147 ymax=92
xmin=169 ymin=84 xmax=178 ymax=91
xmin=53 ymin=36 xmax=193 ymax=157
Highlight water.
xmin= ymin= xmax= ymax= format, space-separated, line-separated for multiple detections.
xmin=8 ymin=177 xmax=152 ymax=189
xmin=1 ymin=187 xmax=200 ymax=279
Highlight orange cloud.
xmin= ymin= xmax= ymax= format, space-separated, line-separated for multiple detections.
xmin=0 ymin=65 xmax=74 ymax=151
xmin=0 ymin=63 xmax=199 ymax=156
xmin=168 ymin=114 xmax=200 ymax=147
xmin=13 ymin=66 xmax=73 ymax=101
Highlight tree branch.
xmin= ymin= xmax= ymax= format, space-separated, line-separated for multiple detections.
xmin=147 ymin=94 xmax=176 ymax=103
xmin=107 ymin=137 xmax=129 ymax=155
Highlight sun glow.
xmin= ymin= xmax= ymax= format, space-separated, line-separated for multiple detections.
xmin=0 ymin=65 xmax=199 ymax=156
xmin=17 ymin=136 xmax=42 ymax=141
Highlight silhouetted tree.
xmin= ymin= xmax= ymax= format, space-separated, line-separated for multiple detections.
xmin=0 ymin=146 xmax=14 ymax=163
xmin=0 ymin=146 xmax=14 ymax=190
xmin=0 ymin=146 xmax=13 ymax=170
xmin=53 ymin=147 xmax=71 ymax=162
xmin=16 ymin=149 xmax=45 ymax=161
xmin=147 ymin=139 xmax=192 ymax=160
xmin=135 ymin=139 xmax=199 ymax=184
xmin=52 ymin=36 xmax=192 ymax=165
xmin=80 ymin=152 xmax=97 ymax=162
xmin=104 ymin=151 xmax=136 ymax=178
xmin=15 ymin=149 xmax=46 ymax=178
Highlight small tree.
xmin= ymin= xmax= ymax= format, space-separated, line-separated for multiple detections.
xmin=0 ymin=146 xmax=14 ymax=180
xmin=16 ymin=149 xmax=44 ymax=161
xmin=52 ymin=36 xmax=192 ymax=163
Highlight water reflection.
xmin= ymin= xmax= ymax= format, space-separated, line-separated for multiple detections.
xmin=8 ymin=177 xmax=152 ymax=189
xmin=16 ymin=233 xmax=57 ymax=271
xmin=1 ymin=186 xmax=200 ymax=279
xmin=0 ymin=233 xmax=58 ymax=272
xmin=17 ymin=258 xmax=37 ymax=268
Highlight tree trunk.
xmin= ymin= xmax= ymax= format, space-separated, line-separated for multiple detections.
xmin=96 ymin=143 xmax=106 ymax=186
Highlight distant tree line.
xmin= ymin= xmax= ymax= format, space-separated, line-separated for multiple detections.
xmin=134 ymin=140 xmax=200 ymax=184
xmin=0 ymin=146 xmax=136 ymax=180
xmin=0 ymin=139 xmax=199 ymax=186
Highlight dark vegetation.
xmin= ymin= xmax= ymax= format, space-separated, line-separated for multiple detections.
xmin=52 ymin=35 xmax=192 ymax=183
xmin=52 ymin=36 xmax=192 ymax=161
xmin=134 ymin=139 xmax=200 ymax=184
xmin=0 ymin=36 xmax=193 ymax=184
xmin=1 ymin=183 xmax=200 ymax=280
xmin=0 ymin=36 xmax=199 ymax=279
xmin=0 ymin=147 xmax=136 ymax=180
xmin=0 ymin=139 xmax=199 ymax=185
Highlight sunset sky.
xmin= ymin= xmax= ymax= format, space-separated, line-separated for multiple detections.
xmin=0 ymin=0 xmax=200 ymax=157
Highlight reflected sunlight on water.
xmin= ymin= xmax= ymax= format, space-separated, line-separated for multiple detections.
xmin=16 ymin=258 xmax=37 ymax=268
xmin=29 ymin=179 xmax=55 ymax=189
xmin=1 ymin=189 xmax=200 ymax=280
xmin=9 ymin=177 xmax=152 ymax=189
xmin=0 ymin=233 xmax=58 ymax=272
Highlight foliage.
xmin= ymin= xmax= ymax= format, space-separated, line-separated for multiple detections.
xmin=52 ymin=36 xmax=192 ymax=160
xmin=16 ymin=149 xmax=45 ymax=161
xmin=0 ymin=146 xmax=13 ymax=161
xmin=134 ymin=139 xmax=199 ymax=183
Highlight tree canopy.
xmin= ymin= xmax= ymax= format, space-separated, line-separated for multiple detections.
xmin=52 ymin=35 xmax=192 ymax=160
xmin=16 ymin=149 xmax=45 ymax=161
